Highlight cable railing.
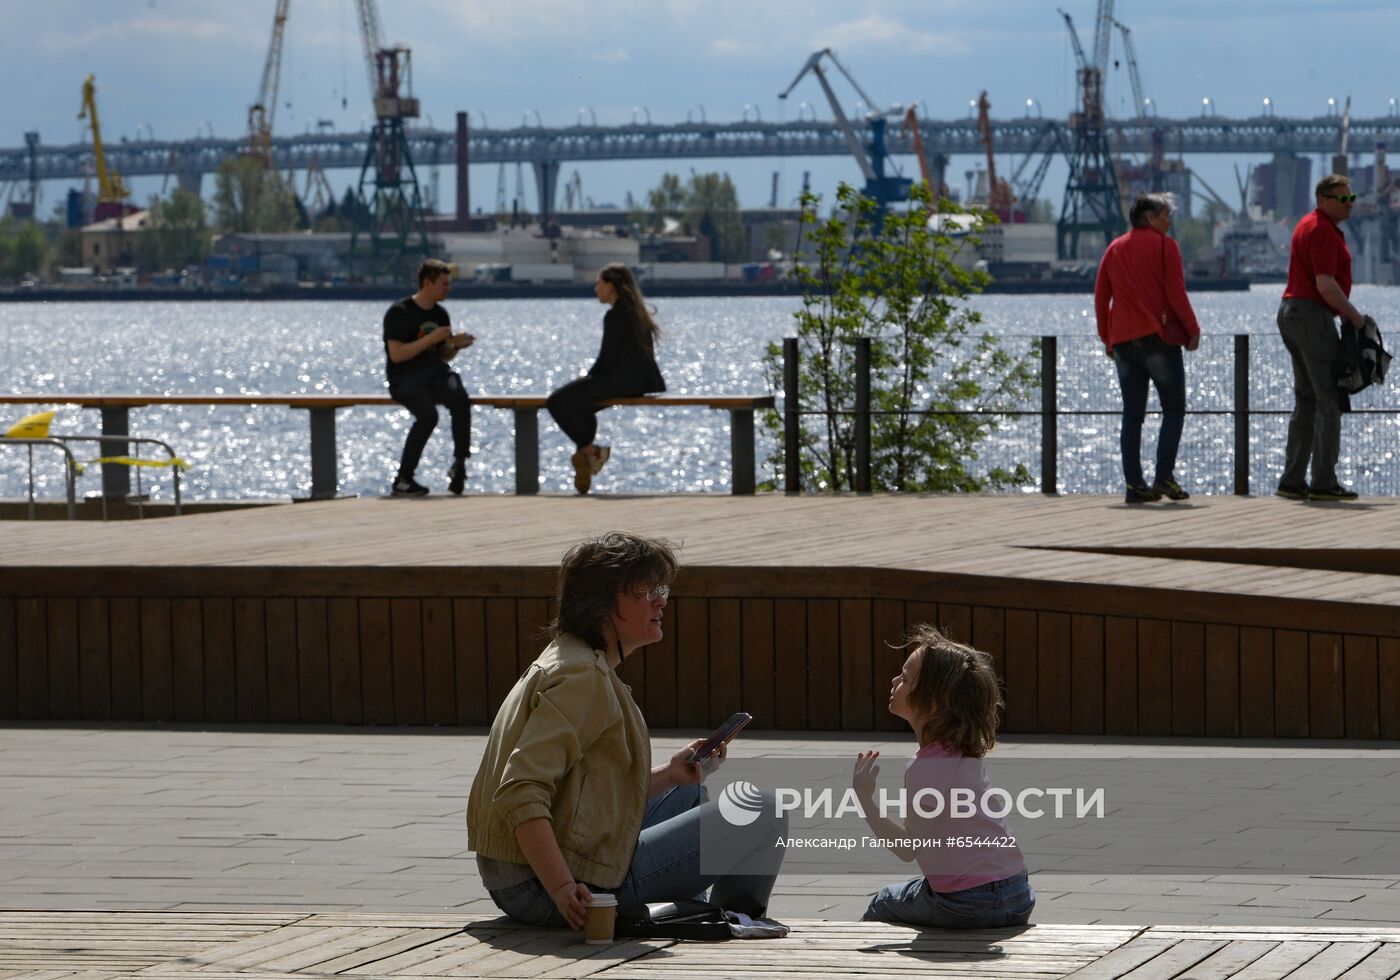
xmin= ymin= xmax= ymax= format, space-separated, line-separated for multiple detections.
xmin=780 ymin=334 xmax=1400 ymax=495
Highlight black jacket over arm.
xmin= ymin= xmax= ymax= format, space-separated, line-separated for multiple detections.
xmin=587 ymin=307 xmax=665 ymax=395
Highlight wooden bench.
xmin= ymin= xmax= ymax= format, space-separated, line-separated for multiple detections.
xmin=0 ymin=392 xmax=775 ymax=499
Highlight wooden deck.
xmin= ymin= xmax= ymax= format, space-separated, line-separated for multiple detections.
xmin=1 ymin=911 xmax=1398 ymax=979
xmin=2 ymin=494 xmax=1398 ymax=737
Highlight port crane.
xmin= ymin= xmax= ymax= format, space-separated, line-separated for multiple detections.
xmin=1333 ymin=95 xmax=1352 ymax=176
xmin=246 ymin=0 xmax=290 ymax=163
xmin=348 ymin=0 xmax=429 ymax=274
xmin=779 ymin=49 xmax=911 ymax=217
xmin=975 ymin=92 xmax=1015 ymax=221
xmin=901 ymin=105 xmax=946 ymax=202
xmin=1112 ymin=18 xmax=1165 ymax=183
xmin=78 ymin=74 xmax=132 ymax=221
xmin=1056 ymin=2 xmax=1125 ymax=259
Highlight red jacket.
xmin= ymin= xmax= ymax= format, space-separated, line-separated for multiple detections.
xmin=1094 ymin=227 xmax=1200 ymax=353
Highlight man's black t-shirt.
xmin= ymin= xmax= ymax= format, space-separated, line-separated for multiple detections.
xmin=383 ymin=296 xmax=450 ymax=386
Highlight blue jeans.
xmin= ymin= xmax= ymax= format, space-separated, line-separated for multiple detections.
xmin=488 ymin=784 xmax=788 ymax=926
xmin=1112 ymin=335 xmax=1186 ymax=488
xmin=863 ymin=872 xmax=1035 ymax=929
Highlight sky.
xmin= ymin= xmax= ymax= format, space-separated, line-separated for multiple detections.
xmin=3 ymin=0 xmax=1398 ymax=217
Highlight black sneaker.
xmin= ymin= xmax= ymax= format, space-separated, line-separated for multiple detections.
xmin=447 ymin=459 xmax=467 ymax=496
xmin=1307 ymin=485 xmax=1358 ymax=501
xmin=1125 ymin=483 xmax=1162 ymax=504
xmin=391 ymin=477 xmax=430 ymax=497
xmin=1275 ymin=484 xmax=1309 ymax=501
xmin=1152 ymin=478 xmax=1190 ymax=501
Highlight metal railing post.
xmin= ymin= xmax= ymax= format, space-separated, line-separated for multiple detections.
xmin=1234 ymin=334 xmax=1250 ymax=496
xmin=64 ymin=452 xmax=76 ymax=520
xmin=855 ymin=337 xmax=871 ymax=493
xmin=514 ymin=407 xmax=539 ymax=495
xmin=783 ymin=338 xmax=800 ymax=494
xmin=729 ymin=408 xmax=756 ymax=495
xmin=26 ymin=444 xmax=35 ymax=521
xmin=1040 ymin=336 xmax=1058 ymax=495
xmin=307 ymin=406 xmax=339 ymax=500
xmin=99 ymin=405 xmax=131 ymax=500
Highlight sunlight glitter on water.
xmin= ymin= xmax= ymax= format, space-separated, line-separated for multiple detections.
xmin=1 ymin=287 xmax=1398 ymax=500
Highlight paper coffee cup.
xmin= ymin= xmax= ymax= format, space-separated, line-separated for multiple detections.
xmin=583 ymin=893 xmax=618 ymax=944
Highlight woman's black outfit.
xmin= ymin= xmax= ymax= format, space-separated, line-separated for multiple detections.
xmin=547 ymin=306 xmax=665 ymax=448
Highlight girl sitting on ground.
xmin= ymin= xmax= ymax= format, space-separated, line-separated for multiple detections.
xmin=852 ymin=625 xmax=1035 ymax=928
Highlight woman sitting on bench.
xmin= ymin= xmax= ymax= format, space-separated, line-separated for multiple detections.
xmin=546 ymin=264 xmax=665 ymax=494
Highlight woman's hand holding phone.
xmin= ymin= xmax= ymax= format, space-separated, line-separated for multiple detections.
xmin=669 ymin=738 xmax=726 ymax=785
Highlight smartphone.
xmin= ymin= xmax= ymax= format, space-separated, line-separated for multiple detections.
xmin=687 ymin=712 xmax=753 ymax=764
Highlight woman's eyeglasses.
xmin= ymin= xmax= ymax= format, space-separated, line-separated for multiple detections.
xmin=623 ymin=585 xmax=671 ymax=602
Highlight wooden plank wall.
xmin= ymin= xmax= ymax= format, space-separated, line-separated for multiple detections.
xmin=1 ymin=572 xmax=1398 ymax=738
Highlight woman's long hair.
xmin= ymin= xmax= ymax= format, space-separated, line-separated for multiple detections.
xmin=599 ymin=262 xmax=661 ymax=355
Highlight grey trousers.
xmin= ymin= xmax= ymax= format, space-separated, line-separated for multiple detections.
xmin=1277 ymin=298 xmax=1343 ymax=490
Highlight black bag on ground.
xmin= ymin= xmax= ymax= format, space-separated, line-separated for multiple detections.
xmin=614 ymin=899 xmax=732 ymax=940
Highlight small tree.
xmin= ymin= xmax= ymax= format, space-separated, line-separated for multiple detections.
xmin=685 ymin=173 xmax=747 ymax=262
xmin=643 ymin=171 xmax=749 ymax=261
xmin=0 ymin=217 xmax=49 ymax=282
xmin=762 ymin=182 xmax=1038 ymax=492
xmin=213 ymin=158 xmax=299 ymax=234
xmin=137 ymin=189 xmax=210 ymax=271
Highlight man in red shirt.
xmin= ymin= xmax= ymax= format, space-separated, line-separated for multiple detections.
xmin=1276 ymin=174 xmax=1368 ymax=501
xmin=1094 ymin=192 xmax=1201 ymax=504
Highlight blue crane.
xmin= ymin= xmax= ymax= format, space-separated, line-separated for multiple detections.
xmin=778 ymin=49 xmax=911 ymax=216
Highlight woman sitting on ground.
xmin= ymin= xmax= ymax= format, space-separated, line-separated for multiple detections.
xmin=467 ymin=531 xmax=786 ymax=930
xmin=546 ymin=264 xmax=665 ymax=494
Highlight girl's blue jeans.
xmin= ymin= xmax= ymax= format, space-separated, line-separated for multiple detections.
xmin=862 ymin=871 xmax=1035 ymax=929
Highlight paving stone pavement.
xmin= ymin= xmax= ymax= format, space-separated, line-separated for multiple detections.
xmin=2 ymin=725 xmax=1398 ymax=928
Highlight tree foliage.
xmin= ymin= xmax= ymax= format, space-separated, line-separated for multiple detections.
xmin=762 ymin=182 xmax=1039 ymax=493
xmin=0 ymin=217 xmax=48 ymax=281
xmin=644 ymin=171 xmax=748 ymax=262
xmin=212 ymin=158 xmax=300 ymax=234
xmin=135 ymin=190 xmax=210 ymax=271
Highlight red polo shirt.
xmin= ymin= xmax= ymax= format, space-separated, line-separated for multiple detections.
xmin=1282 ymin=208 xmax=1351 ymax=315
xmin=1094 ymin=227 xmax=1200 ymax=353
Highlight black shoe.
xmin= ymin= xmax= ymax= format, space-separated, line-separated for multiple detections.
xmin=391 ymin=477 xmax=430 ymax=497
xmin=1125 ymin=483 xmax=1162 ymax=504
xmin=447 ymin=459 xmax=467 ymax=496
xmin=1152 ymin=478 xmax=1190 ymax=501
xmin=1307 ymin=484 xmax=1358 ymax=501
xmin=1275 ymin=484 xmax=1309 ymax=501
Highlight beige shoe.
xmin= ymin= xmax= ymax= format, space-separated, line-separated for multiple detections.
xmin=571 ymin=450 xmax=592 ymax=494
xmin=589 ymin=445 xmax=611 ymax=476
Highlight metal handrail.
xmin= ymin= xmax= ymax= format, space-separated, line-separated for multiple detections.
xmin=46 ymin=434 xmax=184 ymax=519
xmin=0 ymin=438 xmax=80 ymax=520
xmin=0 ymin=434 xmax=183 ymax=520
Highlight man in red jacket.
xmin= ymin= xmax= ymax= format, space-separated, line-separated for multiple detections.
xmin=1275 ymin=174 xmax=1368 ymax=502
xmin=1094 ymin=192 xmax=1201 ymax=504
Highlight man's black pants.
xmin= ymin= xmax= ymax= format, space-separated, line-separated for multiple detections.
xmin=390 ymin=371 xmax=471 ymax=481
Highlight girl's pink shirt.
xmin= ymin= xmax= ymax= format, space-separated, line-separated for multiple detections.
xmin=905 ymin=741 xmax=1027 ymax=893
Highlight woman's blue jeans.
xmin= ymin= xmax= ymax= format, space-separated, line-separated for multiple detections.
xmin=863 ymin=872 xmax=1035 ymax=929
xmin=1112 ymin=335 xmax=1186 ymax=488
xmin=488 ymin=784 xmax=788 ymax=926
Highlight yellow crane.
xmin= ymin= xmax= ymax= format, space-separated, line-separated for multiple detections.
xmin=78 ymin=74 xmax=131 ymax=218
xmin=247 ymin=0 xmax=290 ymax=163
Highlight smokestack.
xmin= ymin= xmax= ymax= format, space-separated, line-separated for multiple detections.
xmin=456 ymin=111 xmax=470 ymax=225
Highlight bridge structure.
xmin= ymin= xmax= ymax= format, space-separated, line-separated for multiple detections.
xmin=5 ymin=115 xmax=1398 ymax=216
